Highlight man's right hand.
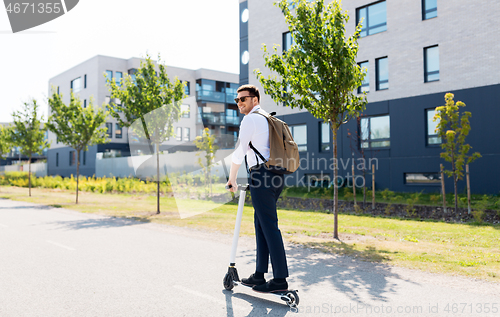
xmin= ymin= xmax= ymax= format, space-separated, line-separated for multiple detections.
xmin=226 ymin=178 xmax=237 ymax=193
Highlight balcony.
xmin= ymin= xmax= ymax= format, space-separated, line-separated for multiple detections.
xmin=226 ymin=92 xmax=237 ymax=104
xmin=225 ymin=116 xmax=240 ymax=125
xmin=196 ymin=90 xmax=226 ymax=103
xmin=201 ymin=113 xmax=225 ymax=125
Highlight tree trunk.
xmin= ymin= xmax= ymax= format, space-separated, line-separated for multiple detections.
xmin=332 ymin=127 xmax=339 ymax=240
xmin=363 ymin=168 xmax=367 ymax=207
xmin=29 ymin=153 xmax=32 ymax=197
xmin=451 ymin=153 xmax=458 ymax=211
xmin=352 ymin=159 xmax=356 ymax=206
xmin=156 ymin=144 xmax=160 ymax=214
xmin=209 ymin=165 xmax=212 ymax=198
xmin=76 ymin=150 xmax=80 ymax=204
xmin=454 ymin=173 xmax=458 ymax=211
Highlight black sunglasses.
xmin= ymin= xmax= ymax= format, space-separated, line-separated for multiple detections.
xmin=234 ymin=95 xmax=256 ymax=103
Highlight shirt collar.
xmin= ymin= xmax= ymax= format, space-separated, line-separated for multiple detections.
xmin=248 ymin=105 xmax=261 ymax=115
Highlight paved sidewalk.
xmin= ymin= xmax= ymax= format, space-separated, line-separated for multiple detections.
xmin=0 ymin=198 xmax=499 ymax=316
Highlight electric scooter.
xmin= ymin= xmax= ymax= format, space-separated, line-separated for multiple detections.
xmin=223 ymin=184 xmax=299 ymax=309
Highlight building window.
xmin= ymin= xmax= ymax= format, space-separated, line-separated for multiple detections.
xmin=405 ymin=173 xmax=440 ymax=184
xmin=103 ymin=149 xmax=122 ymax=158
xmin=422 ymin=0 xmax=437 ymax=20
xmin=358 ymin=61 xmax=369 ymax=93
xmin=283 ymin=31 xmax=294 ymax=52
xmin=115 ymin=123 xmax=122 ymax=139
xmin=56 ymin=153 xmax=59 ymax=167
xmin=84 ymin=74 xmax=87 ymax=89
xmin=356 ymin=1 xmax=387 ymax=37
xmin=361 ymin=115 xmax=390 ymax=148
xmin=226 ymin=109 xmax=238 ymax=125
xmin=57 ymin=86 xmax=60 ymax=94
xmin=376 ymin=57 xmax=388 ymax=90
xmin=426 ymin=109 xmax=441 ymax=145
xmin=320 ymin=121 xmax=330 ymax=151
xmin=69 ymin=151 xmax=75 ymax=166
xmin=115 ymin=71 xmax=123 ymax=87
xmin=105 ymin=70 xmax=113 ymax=83
xmin=71 ymin=77 xmax=81 ymax=93
xmin=290 ymin=124 xmax=307 ymax=152
xmin=181 ymin=104 xmax=190 ymax=118
xmin=176 ymin=127 xmax=182 ymax=141
xmin=106 ymin=122 xmax=112 ymax=138
xmin=286 ymin=0 xmax=313 ymax=10
xmin=83 ymin=99 xmax=87 ymax=108
xmin=128 ymin=68 xmax=137 ymax=85
xmin=184 ymin=81 xmax=190 ymax=95
xmin=184 ymin=128 xmax=190 ymax=141
xmin=424 ymin=45 xmax=439 ymax=82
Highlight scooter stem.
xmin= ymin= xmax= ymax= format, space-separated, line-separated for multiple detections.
xmin=229 ymin=189 xmax=247 ymax=264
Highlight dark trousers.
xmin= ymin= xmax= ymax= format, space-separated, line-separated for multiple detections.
xmin=249 ymin=165 xmax=288 ymax=279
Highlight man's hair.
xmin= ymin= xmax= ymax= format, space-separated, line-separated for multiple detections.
xmin=237 ymin=84 xmax=260 ymax=102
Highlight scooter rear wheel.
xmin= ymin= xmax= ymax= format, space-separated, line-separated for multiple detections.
xmin=285 ymin=290 xmax=299 ymax=307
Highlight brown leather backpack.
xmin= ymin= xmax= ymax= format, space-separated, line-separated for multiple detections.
xmin=248 ymin=110 xmax=300 ymax=174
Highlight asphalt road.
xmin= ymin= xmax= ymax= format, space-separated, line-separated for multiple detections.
xmin=1 ymin=198 xmax=499 ymax=317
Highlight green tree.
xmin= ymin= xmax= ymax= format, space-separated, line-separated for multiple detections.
xmin=434 ymin=93 xmax=481 ymax=211
xmin=0 ymin=125 xmax=13 ymax=161
xmin=106 ymin=54 xmax=185 ymax=214
xmin=10 ymin=99 xmax=49 ymax=196
xmin=194 ymin=128 xmax=219 ymax=198
xmin=46 ymin=91 xmax=109 ymax=204
xmin=255 ymin=0 xmax=367 ymax=239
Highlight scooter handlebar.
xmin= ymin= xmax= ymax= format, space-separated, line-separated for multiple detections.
xmin=225 ymin=184 xmax=250 ymax=191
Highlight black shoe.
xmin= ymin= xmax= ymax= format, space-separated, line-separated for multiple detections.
xmin=252 ymin=279 xmax=288 ymax=293
xmin=241 ymin=274 xmax=266 ymax=286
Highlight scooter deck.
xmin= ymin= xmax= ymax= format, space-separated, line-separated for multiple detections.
xmin=232 ymin=281 xmax=299 ymax=307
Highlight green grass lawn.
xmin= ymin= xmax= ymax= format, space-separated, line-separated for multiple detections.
xmin=1 ymin=185 xmax=499 ymax=282
xmin=283 ymin=186 xmax=500 ymax=211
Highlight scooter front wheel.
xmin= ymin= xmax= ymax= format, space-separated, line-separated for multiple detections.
xmin=223 ymin=272 xmax=234 ymax=290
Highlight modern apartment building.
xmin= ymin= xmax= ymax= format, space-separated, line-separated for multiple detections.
xmin=47 ymin=55 xmax=239 ymax=177
xmin=240 ymin=0 xmax=500 ymax=194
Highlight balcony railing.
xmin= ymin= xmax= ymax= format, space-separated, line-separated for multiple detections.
xmin=226 ymin=92 xmax=237 ymax=104
xmin=201 ymin=113 xmax=225 ymax=125
xmin=225 ymin=116 xmax=240 ymax=125
xmin=196 ymin=90 xmax=226 ymax=103
xmin=199 ymin=113 xmax=240 ymax=126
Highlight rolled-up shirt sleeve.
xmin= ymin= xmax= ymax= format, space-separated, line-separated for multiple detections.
xmin=231 ymin=115 xmax=255 ymax=165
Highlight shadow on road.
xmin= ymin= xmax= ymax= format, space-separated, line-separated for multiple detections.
xmin=224 ymin=290 xmax=291 ymax=317
xmin=43 ymin=216 xmax=151 ymax=231
xmin=223 ymin=241 xmax=418 ymax=314
xmin=286 ymin=243 xmax=418 ymax=305
xmin=0 ymin=205 xmax=53 ymax=210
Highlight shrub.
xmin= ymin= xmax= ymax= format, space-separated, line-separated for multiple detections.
xmin=430 ymin=194 xmax=440 ymax=203
xmin=472 ymin=195 xmax=490 ymax=223
xmin=380 ymin=188 xmax=395 ymax=201
xmin=343 ymin=187 xmax=353 ymax=200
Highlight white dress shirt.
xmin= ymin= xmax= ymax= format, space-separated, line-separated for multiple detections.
xmin=231 ymin=105 xmax=270 ymax=168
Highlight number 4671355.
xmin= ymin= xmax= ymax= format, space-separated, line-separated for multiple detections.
xmin=6 ymin=2 xmax=62 ymax=14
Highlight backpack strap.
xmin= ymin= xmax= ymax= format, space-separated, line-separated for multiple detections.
xmin=248 ymin=141 xmax=267 ymax=164
xmin=245 ymin=109 xmax=276 ymax=171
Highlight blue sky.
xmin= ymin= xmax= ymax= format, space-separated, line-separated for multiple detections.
xmin=0 ymin=0 xmax=239 ymax=122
